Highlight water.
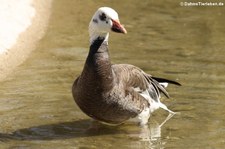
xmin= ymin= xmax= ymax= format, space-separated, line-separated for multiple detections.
xmin=0 ymin=0 xmax=225 ymax=148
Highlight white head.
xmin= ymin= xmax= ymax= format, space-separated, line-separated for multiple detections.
xmin=89 ymin=7 xmax=127 ymax=43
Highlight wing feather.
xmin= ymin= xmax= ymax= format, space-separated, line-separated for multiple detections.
xmin=112 ymin=64 xmax=178 ymax=114
xmin=112 ymin=64 xmax=170 ymax=99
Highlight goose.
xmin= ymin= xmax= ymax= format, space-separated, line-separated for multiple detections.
xmin=72 ymin=7 xmax=181 ymax=126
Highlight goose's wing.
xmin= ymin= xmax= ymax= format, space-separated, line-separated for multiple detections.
xmin=112 ymin=64 xmax=175 ymax=113
xmin=112 ymin=64 xmax=168 ymax=99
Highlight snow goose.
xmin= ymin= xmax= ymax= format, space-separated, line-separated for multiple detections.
xmin=72 ymin=7 xmax=181 ymax=126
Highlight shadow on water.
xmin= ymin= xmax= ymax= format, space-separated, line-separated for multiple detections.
xmin=0 ymin=119 xmax=123 ymax=141
xmin=0 ymin=114 xmax=174 ymax=143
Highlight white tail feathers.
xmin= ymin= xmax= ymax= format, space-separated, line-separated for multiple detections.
xmin=159 ymin=82 xmax=168 ymax=88
xmin=158 ymin=102 xmax=175 ymax=114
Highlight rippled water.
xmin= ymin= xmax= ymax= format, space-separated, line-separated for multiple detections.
xmin=1 ymin=0 xmax=225 ymax=148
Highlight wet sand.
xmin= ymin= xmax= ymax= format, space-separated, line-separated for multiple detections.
xmin=0 ymin=0 xmax=52 ymax=80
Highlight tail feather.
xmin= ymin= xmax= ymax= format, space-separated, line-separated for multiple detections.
xmin=158 ymin=102 xmax=175 ymax=114
xmin=152 ymin=77 xmax=181 ymax=86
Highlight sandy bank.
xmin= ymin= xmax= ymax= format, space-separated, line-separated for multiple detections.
xmin=0 ymin=0 xmax=52 ymax=81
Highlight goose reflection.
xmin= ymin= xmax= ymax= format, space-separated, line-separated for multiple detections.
xmin=0 ymin=113 xmax=175 ymax=149
xmin=139 ymin=113 xmax=175 ymax=142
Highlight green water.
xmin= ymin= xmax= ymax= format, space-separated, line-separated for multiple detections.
xmin=0 ymin=0 xmax=225 ymax=148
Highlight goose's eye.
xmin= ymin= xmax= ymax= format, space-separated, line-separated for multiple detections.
xmin=99 ymin=13 xmax=106 ymax=21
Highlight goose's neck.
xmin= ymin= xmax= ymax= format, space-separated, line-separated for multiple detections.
xmin=89 ymin=32 xmax=109 ymax=45
xmin=84 ymin=31 xmax=114 ymax=91
xmin=87 ymin=32 xmax=110 ymax=63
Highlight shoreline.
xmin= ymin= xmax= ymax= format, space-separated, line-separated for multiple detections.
xmin=0 ymin=0 xmax=52 ymax=81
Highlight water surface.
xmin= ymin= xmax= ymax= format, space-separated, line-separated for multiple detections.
xmin=0 ymin=0 xmax=225 ymax=148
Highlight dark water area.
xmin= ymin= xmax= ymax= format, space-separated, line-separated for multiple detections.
xmin=0 ymin=0 xmax=225 ymax=148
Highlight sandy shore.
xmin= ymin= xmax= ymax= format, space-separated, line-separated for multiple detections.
xmin=0 ymin=0 xmax=52 ymax=81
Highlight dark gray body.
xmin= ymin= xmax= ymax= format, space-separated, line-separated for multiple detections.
xmin=72 ymin=37 xmax=180 ymax=124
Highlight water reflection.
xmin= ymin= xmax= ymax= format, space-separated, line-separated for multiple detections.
xmin=136 ymin=113 xmax=175 ymax=149
xmin=0 ymin=114 xmax=174 ymax=148
xmin=136 ymin=113 xmax=171 ymax=141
